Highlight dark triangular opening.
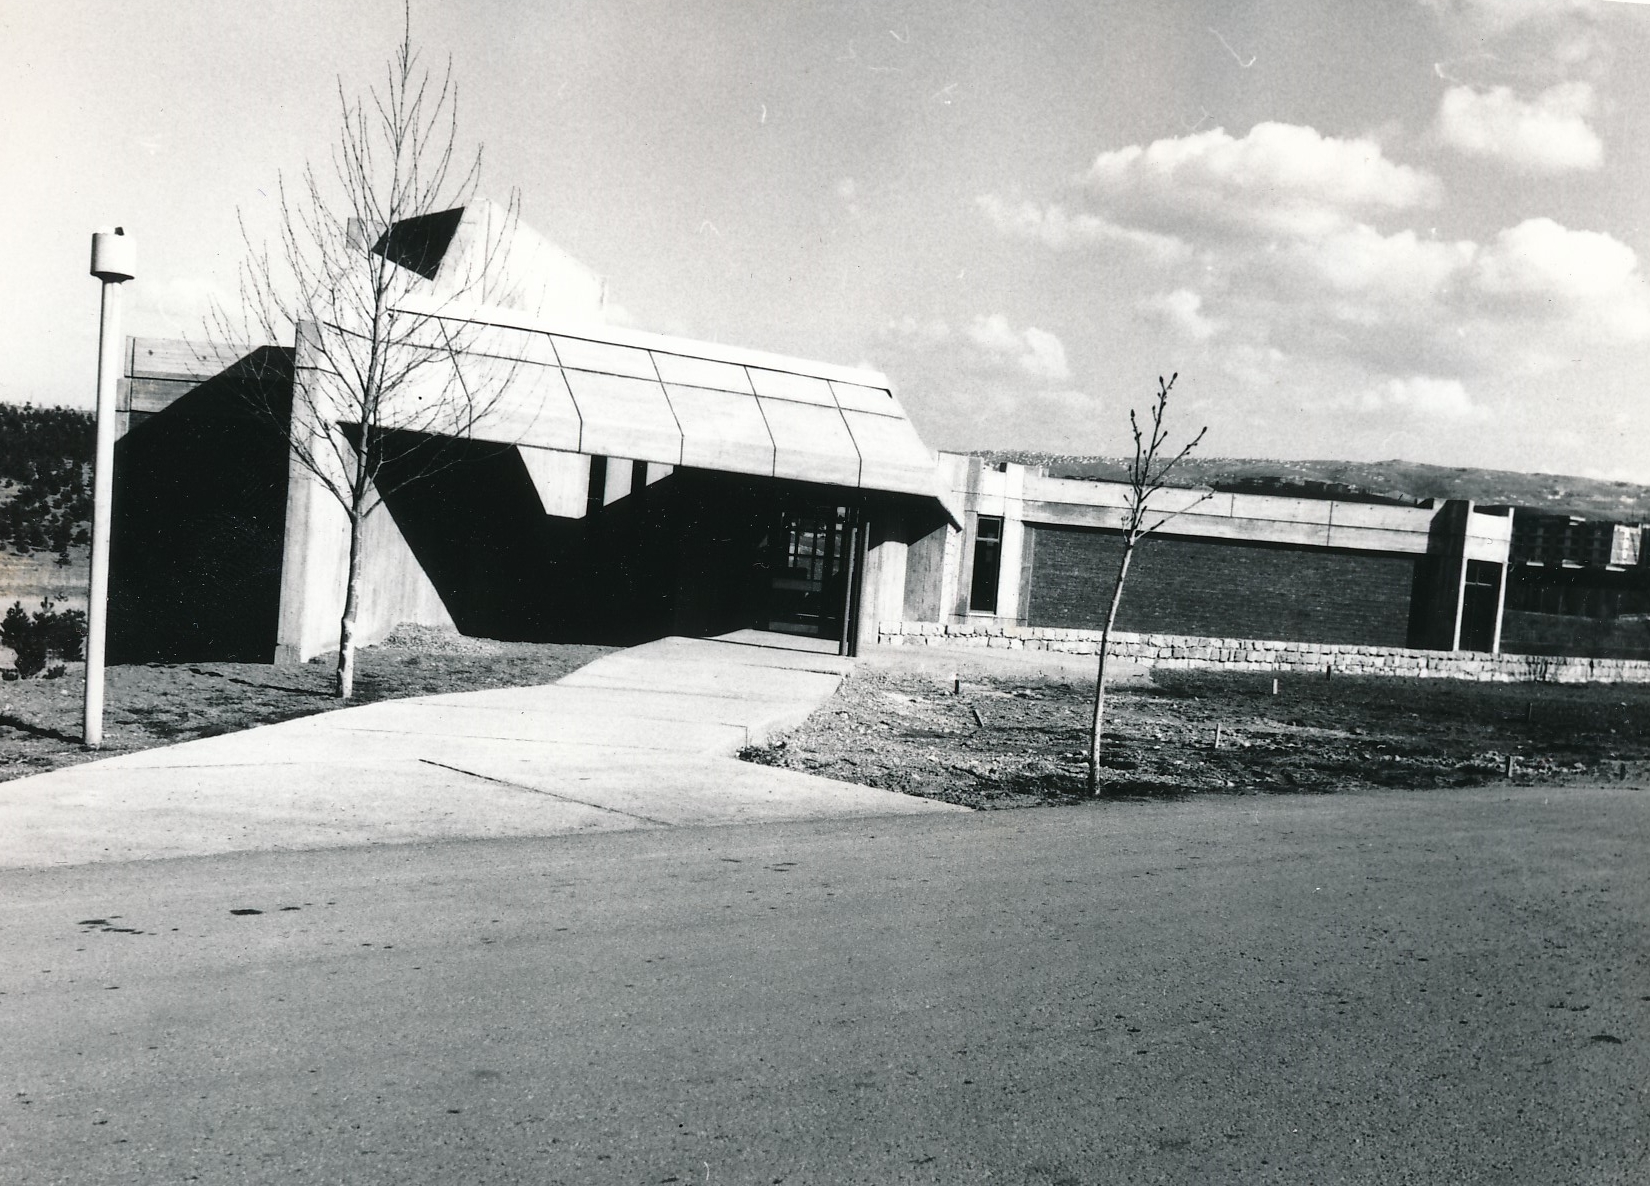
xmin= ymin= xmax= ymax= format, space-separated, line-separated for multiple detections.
xmin=372 ymin=207 xmax=465 ymax=281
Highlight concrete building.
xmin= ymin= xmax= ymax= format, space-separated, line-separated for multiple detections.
xmin=109 ymin=203 xmax=1606 ymax=668
xmin=109 ymin=207 xmax=954 ymax=663
xmin=1501 ymin=509 xmax=1650 ymax=659
xmin=904 ymin=455 xmax=1514 ymax=654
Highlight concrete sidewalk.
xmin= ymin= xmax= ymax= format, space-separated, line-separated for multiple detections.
xmin=0 ymin=633 xmax=963 ymax=869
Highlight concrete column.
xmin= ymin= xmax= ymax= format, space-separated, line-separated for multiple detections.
xmin=855 ymin=513 xmax=908 ymax=652
xmin=603 ymin=457 xmax=636 ymax=505
xmin=994 ymin=463 xmax=1027 ymax=623
xmin=1489 ymin=561 xmax=1508 ymax=655
xmin=273 ymin=322 xmax=454 ymax=663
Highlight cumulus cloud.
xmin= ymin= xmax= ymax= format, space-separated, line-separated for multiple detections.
xmin=1434 ymin=82 xmax=1602 ymax=172
xmin=881 ymin=315 xmax=951 ymax=350
xmin=1359 ymin=375 xmax=1483 ymax=419
xmin=964 ymin=315 xmax=1071 ymax=382
xmin=1077 ymin=122 xmax=1441 ymax=239
xmin=1138 ymin=289 xmax=1219 ymax=341
xmin=1423 ymin=0 xmax=1607 ymax=88
xmin=1472 ymin=217 xmax=1650 ymax=339
xmin=975 ymin=195 xmax=1189 ymax=259
xmin=882 ymin=313 xmax=1070 ymax=384
xmin=979 ymin=115 xmax=1650 ymax=400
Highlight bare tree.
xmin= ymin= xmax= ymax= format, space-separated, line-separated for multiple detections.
xmin=212 ymin=10 xmax=520 ymax=698
xmin=1087 ymin=373 xmax=1208 ymax=795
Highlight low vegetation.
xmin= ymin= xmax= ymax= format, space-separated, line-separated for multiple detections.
xmin=0 ymin=405 xmax=93 ymax=563
xmin=742 ymin=660 xmax=1650 ymax=807
xmin=1 ymin=598 xmax=86 ymax=679
xmin=0 ymin=626 xmax=612 ymax=782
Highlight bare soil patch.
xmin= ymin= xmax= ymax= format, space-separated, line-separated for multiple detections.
xmin=741 ymin=649 xmax=1650 ymax=807
xmin=0 ymin=626 xmax=613 ymax=783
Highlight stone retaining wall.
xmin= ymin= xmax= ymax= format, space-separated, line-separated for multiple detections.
xmin=876 ymin=621 xmax=1650 ymax=685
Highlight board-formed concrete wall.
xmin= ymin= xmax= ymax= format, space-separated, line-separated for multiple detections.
xmin=877 ymin=621 xmax=1650 ymax=684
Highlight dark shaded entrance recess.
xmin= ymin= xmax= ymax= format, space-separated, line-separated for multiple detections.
xmin=765 ymin=505 xmax=861 ymax=639
xmin=374 ymin=437 xmax=888 ymax=649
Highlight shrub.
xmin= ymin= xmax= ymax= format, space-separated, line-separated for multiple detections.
xmin=1 ymin=598 xmax=86 ymax=678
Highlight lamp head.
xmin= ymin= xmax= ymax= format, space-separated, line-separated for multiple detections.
xmin=90 ymin=227 xmax=136 ymax=283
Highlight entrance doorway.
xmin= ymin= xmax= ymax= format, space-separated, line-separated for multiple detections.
xmin=1460 ymin=559 xmax=1502 ymax=652
xmin=764 ymin=504 xmax=860 ymax=641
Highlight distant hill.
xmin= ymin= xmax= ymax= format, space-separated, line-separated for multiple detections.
xmin=0 ymin=405 xmax=93 ymax=560
xmin=976 ymin=453 xmax=1650 ymax=522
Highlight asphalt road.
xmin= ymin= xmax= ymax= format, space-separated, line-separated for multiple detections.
xmin=2 ymin=784 xmax=1646 ymax=1185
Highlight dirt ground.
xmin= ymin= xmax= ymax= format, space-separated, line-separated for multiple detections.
xmin=0 ymin=625 xmax=612 ymax=783
xmin=741 ymin=645 xmax=1650 ymax=807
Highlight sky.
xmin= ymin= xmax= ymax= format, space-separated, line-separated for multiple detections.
xmin=5 ymin=0 xmax=1650 ymax=481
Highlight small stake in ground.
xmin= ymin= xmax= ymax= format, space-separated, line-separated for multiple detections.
xmin=1271 ymin=678 xmax=1279 ymax=696
xmin=1506 ymin=753 xmax=1517 ymax=778
xmin=1214 ymin=723 xmax=1223 ymax=749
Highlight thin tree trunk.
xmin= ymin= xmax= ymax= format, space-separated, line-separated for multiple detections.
xmin=1088 ymin=542 xmax=1135 ymax=795
xmin=336 ymin=506 xmax=366 ymax=700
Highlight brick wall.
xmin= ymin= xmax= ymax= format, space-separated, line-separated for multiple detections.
xmin=878 ymin=622 xmax=1650 ymax=685
xmin=1026 ymin=525 xmax=1418 ymax=648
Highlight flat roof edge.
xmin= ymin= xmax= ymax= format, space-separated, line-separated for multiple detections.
xmin=393 ymin=294 xmax=892 ymax=391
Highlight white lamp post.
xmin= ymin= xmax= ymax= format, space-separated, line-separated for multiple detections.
xmin=85 ymin=227 xmax=135 ymax=748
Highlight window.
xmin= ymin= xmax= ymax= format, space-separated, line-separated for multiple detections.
xmin=969 ymin=515 xmax=1004 ymax=613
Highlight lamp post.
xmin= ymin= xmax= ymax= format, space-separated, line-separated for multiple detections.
xmin=85 ymin=227 xmax=135 ymax=748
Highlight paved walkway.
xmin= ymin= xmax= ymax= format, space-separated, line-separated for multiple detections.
xmin=0 ymin=633 xmax=962 ymax=869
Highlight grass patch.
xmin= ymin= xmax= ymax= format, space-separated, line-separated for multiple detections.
xmin=0 ymin=627 xmax=613 ymax=782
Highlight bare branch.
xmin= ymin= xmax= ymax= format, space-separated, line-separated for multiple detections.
xmin=204 ymin=3 xmax=517 ymax=697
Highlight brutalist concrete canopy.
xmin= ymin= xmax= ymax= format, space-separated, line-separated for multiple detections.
xmin=302 ymin=296 xmax=954 ymax=510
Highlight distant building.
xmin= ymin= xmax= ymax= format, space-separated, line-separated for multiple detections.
xmin=1501 ymin=509 xmax=1650 ymax=659
xmin=1510 ymin=510 xmax=1643 ymax=569
xmin=910 ymin=456 xmax=1512 ymax=655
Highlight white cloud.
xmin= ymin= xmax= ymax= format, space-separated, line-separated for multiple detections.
xmin=1281 ymin=224 xmax=1474 ymax=303
xmin=975 ymin=194 xmax=1189 ymax=259
xmin=1472 ymin=217 xmax=1650 ymax=339
xmin=1219 ymin=343 xmax=1288 ymax=389
xmin=978 ymin=115 xmax=1650 ymax=437
xmin=1435 ymin=82 xmax=1602 ymax=172
xmin=1138 ymin=289 xmax=1219 ymax=341
xmin=881 ymin=315 xmax=951 ymax=349
xmin=1078 ymin=122 xmax=1441 ymax=238
xmin=1359 ymin=375 xmax=1483 ymax=419
xmin=1422 ymin=0 xmax=1607 ymax=88
xmin=964 ymin=314 xmax=1071 ymax=382
xmin=877 ymin=313 xmax=1070 ymax=389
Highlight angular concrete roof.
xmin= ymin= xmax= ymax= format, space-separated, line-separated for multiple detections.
xmin=361 ymin=294 xmax=951 ymax=511
xmin=373 ymin=201 xmax=610 ymax=322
